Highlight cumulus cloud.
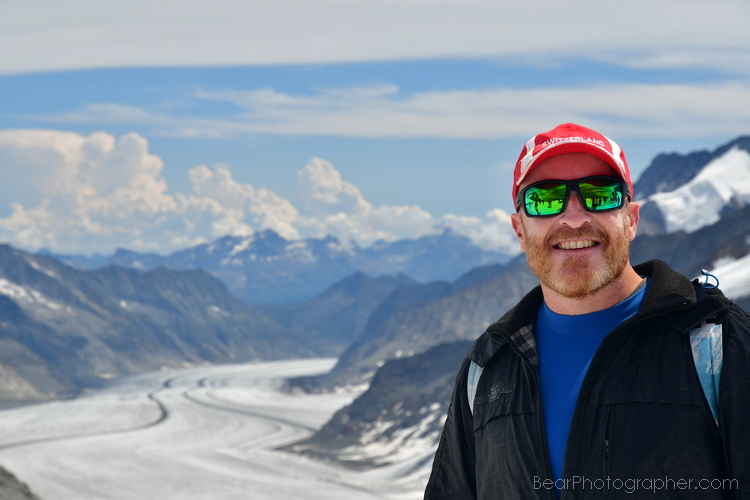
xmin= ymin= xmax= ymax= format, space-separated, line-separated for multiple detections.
xmin=0 ymin=130 xmax=300 ymax=253
xmin=290 ymin=156 xmax=517 ymax=251
xmin=0 ymin=130 xmax=518 ymax=256
xmin=440 ymin=209 xmax=519 ymax=253
xmin=189 ymin=164 xmax=300 ymax=240
xmin=293 ymin=157 xmax=438 ymax=247
xmin=296 ymin=157 xmax=372 ymax=216
xmin=0 ymin=130 xmax=178 ymax=251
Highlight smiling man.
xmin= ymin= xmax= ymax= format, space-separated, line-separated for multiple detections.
xmin=424 ymin=124 xmax=750 ymax=499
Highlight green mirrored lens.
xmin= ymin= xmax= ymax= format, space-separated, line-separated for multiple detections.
xmin=579 ymin=180 xmax=622 ymax=211
xmin=524 ymin=182 xmax=567 ymax=216
xmin=520 ymin=177 xmax=625 ymax=217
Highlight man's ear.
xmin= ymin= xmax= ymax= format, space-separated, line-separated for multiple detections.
xmin=510 ymin=213 xmax=527 ymax=252
xmin=626 ymin=201 xmax=639 ymax=241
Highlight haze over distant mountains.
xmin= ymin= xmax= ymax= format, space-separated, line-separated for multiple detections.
xmin=53 ymin=228 xmax=518 ymax=305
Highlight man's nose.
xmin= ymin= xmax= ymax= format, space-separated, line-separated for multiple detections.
xmin=559 ymin=191 xmax=591 ymax=228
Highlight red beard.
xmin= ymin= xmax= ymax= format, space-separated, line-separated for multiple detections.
xmin=522 ymin=216 xmax=631 ymax=299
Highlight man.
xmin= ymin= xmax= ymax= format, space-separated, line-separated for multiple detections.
xmin=424 ymin=123 xmax=750 ymax=499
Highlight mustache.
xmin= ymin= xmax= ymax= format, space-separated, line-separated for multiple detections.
xmin=545 ymin=225 xmax=610 ymax=247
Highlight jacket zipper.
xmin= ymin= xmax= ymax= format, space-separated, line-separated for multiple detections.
xmin=602 ymin=405 xmax=612 ymax=496
xmin=490 ymin=298 xmax=694 ymax=499
xmin=484 ymin=294 xmax=701 ymax=499
xmin=567 ymin=298 xmax=693 ymax=496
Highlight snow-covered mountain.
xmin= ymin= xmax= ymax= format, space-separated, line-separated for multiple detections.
xmin=55 ymin=229 xmax=518 ymax=305
xmin=287 ymin=341 xmax=473 ymax=478
xmin=636 ymin=137 xmax=750 ymax=235
xmin=0 ymin=244 xmax=309 ymax=404
xmin=294 ymin=134 xmax=750 ymax=474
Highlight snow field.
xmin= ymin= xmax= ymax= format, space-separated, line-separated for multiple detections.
xmin=0 ymin=359 xmax=428 ymax=500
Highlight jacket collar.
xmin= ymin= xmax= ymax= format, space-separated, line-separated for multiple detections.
xmin=635 ymin=260 xmax=727 ymax=333
xmin=634 ymin=259 xmax=696 ymax=314
xmin=469 ymin=259 xmax=726 ymax=367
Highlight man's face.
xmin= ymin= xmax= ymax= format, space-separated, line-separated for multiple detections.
xmin=510 ymin=153 xmax=639 ymax=299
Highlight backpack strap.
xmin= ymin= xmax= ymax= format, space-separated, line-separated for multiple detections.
xmin=689 ymin=320 xmax=723 ymax=425
xmin=467 ymin=361 xmax=484 ymax=415
xmin=467 ymin=323 xmax=723 ymax=423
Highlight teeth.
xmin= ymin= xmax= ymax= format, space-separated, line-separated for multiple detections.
xmin=558 ymin=240 xmax=596 ymax=250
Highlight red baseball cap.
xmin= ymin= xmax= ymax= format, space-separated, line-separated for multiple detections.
xmin=512 ymin=123 xmax=633 ymax=202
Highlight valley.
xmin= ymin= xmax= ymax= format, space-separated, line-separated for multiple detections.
xmin=0 ymin=359 xmax=426 ymax=500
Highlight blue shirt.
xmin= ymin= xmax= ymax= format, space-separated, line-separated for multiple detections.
xmin=536 ymin=280 xmax=649 ymax=493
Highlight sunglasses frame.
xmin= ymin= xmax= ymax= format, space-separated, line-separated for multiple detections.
xmin=515 ymin=176 xmax=631 ymax=218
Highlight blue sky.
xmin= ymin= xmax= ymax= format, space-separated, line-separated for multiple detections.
xmin=1 ymin=0 xmax=749 ymax=256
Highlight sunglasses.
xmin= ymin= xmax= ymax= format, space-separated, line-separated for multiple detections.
xmin=515 ymin=176 xmax=631 ymax=217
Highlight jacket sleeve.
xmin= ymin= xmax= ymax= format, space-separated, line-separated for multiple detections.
xmin=424 ymin=357 xmax=477 ymax=499
xmin=719 ymin=304 xmax=750 ymax=499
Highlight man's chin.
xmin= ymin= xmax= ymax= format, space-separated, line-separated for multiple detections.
xmin=537 ymin=257 xmax=606 ymax=297
xmin=543 ymin=275 xmax=602 ymax=299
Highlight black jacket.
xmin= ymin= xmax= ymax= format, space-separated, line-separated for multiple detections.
xmin=425 ymin=260 xmax=750 ymax=499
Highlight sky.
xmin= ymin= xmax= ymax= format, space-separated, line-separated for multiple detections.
xmin=1 ymin=0 xmax=749 ymax=256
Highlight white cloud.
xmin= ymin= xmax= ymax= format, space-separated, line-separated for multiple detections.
xmin=0 ymin=130 xmax=300 ymax=253
xmin=215 ymin=82 xmax=750 ymax=139
xmin=296 ymin=157 xmax=372 ymax=217
xmin=189 ymin=164 xmax=301 ymax=240
xmin=35 ymin=81 xmax=750 ymax=140
xmin=291 ymin=157 xmax=519 ymax=252
xmin=293 ymin=157 xmax=437 ymax=247
xmin=0 ymin=130 xmax=179 ymax=251
xmin=440 ymin=210 xmax=519 ymax=253
xmin=0 ymin=130 xmax=518 ymax=255
xmin=369 ymin=205 xmax=436 ymax=238
xmin=1 ymin=0 xmax=748 ymax=75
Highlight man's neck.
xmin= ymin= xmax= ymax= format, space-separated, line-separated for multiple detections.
xmin=541 ymin=266 xmax=645 ymax=315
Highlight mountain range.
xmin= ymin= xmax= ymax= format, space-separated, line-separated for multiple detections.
xmin=53 ymin=228 xmax=517 ymax=305
xmin=0 ymin=244 xmax=312 ymax=405
xmin=257 ymin=272 xmax=417 ymax=357
xmin=2 ymin=134 xmax=750 ymax=490
xmin=287 ymin=135 xmax=750 ymax=467
xmin=285 ymin=256 xmax=538 ymax=393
